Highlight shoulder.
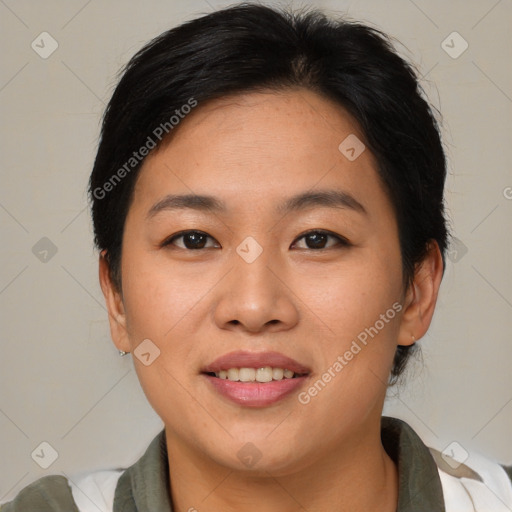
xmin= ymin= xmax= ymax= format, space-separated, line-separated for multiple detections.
xmin=0 ymin=469 xmax=124 ymax=512
xmin=0 ymin=474 xmax=79 ymax=512
xmin=381 ymin=416 xmax=512 ymax=511
xmin=429 ymin=446 xmax=512 ymax=511
xmin=0 ymin=430 xmax=166 ymax=512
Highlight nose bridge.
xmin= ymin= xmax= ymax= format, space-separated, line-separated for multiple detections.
xmin=231 ymin=233 xmax=279 ymax=302
xmin=212 ymin=233 xmax=298 ymax=332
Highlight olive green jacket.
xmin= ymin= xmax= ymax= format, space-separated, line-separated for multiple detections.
xmin=2 ymin=417 xmax=511 ymax=511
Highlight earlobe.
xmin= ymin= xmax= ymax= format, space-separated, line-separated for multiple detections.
xmin=98 ymin=251 xmax=131 ymax=353
xmin=397 ymin=241 xmax=444 ymax=346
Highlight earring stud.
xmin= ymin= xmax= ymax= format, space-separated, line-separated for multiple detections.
xmin=119 ymin=350 xmax=130 ymax=357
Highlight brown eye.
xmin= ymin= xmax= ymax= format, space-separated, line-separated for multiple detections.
xmin=162 ymin=230 xmax=219 ymax=250
xmin=292 ymin=230 xmax=348 ymax=250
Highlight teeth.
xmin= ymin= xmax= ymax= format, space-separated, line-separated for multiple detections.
xmin=239 ymin=368 xmax=256 ymax=382
xmin=227 ymin=368 xmax=239 ymax=381
xmin=272 ymin=368 xmax=284 ymax=380
xmin=256 ymin=367 xmax=273 ymax=383
xmin=283 ymin=369 xmax=294 ymax=379
xmin=213 ymin=367 xmax=298 ymax=382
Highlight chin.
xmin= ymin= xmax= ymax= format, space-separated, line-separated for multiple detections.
xmin=200 ymin=433 xmax=312 ymax=476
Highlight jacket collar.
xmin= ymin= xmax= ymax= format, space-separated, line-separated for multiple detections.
xmin=113 ymin=416 xmax=445 ymax=511
xmin=113 ymin=429 xmax=172 ymax=512
xmin=381 ymin=416 xmax=445 ymax=511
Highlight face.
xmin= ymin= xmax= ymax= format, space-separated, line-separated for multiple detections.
xmin=104 ymin=88 xmax=415 ymax=475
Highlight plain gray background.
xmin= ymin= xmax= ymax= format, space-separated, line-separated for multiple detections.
xmin=1 ymin=0 xmax=511 ymax=501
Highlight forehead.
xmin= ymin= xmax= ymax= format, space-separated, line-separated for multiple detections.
xmin=131 ymin=88 xmax=390 ymax=219
xmin=164 ymin=87 xmax=366 ymax=160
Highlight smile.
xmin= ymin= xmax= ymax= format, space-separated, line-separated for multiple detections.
xmin=208 ymin=367 xmax=303 ymax=382
xmin=202 ymin=351 xmax=311 ymax=407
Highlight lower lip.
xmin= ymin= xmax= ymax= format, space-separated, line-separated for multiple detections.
xmin=204 ymin=374 xmax=308 ymax=407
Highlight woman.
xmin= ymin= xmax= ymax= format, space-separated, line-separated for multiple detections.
xmin=2 ymin=3 xmax=510 ymax=511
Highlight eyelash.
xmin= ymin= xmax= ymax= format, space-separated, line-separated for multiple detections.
xmin=161 ymin=229 xmax=350 ymax=251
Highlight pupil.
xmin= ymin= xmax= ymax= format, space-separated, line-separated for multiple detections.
xmin=307 ymin=233 xmax=326 ymax=249
xmin=185 ymin=232 xmax=206 ymax=249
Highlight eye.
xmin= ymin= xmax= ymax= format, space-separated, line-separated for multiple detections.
xmin=161 ymin=229 xmax=348 ymax=251
xmin=161 ymin=230 xmax=220 ymax=250
xmin=291 ymin=230 xmax=349 ymax=250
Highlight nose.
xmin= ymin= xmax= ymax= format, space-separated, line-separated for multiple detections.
xmin=212 ymin=244 xmax=299 ymax=334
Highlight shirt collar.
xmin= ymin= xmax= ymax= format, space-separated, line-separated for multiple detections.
xmin=114 ymin=416 xmax=445 ymax=511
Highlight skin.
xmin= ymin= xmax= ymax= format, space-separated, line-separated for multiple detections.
xmin=99 ymin=88 xmax=444 ymax=512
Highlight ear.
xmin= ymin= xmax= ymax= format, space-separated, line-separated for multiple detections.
xmin=98 ymin=250 xmax=131 ymax=353
xmin=397 ymin=240 xmax=444 ymax=346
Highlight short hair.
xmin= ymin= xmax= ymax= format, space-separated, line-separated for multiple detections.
xmin=88 ymin=2 xmax=449 ymax=383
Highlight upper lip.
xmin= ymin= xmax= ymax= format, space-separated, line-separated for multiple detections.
xmin=202 ymin=350 xmax=311 ymax=375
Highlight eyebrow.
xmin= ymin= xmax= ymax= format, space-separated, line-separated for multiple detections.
xmin=146 ymin=189 xmax=367 ymax=220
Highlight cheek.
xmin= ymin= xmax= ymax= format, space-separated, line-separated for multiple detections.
xmin=119 ymin=248 xmax=209 ymax=420
xmin=295 ymin=269 xmax=402 ymax=432
xmin=121 ymin=246 xmax=207 ymax=341
xmin=312 ymin=253 xmax=402 ymax=334
xmin=300 ymin=245 xmax=403 ymax=384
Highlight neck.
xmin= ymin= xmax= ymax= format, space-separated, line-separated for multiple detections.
xmin=165 ymin=419 xmax=398 ymax=512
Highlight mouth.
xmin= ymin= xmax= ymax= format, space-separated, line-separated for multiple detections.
xmin=201 ymin=351 xmax=311 ymax=407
